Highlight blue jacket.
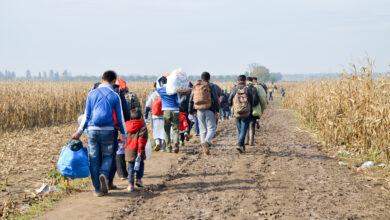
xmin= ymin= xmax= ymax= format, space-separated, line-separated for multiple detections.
xmin=77 ymin=83 xmax=128 ymax=139
xmin=156 ymin=76 xmax=183 ymax=111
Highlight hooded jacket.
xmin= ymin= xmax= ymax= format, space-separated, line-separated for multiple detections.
xmin=125 ymin=120 xmax=148 ymax=162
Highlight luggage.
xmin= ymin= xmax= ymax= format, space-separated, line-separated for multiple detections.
xmin=193 ymin=80 xmax=212 ymax=110
xmin=152 ymin=97 xmax=163 ymax=116
xmin=57 ymin=139 xmax=90 ymax=178
xmin=166 ymin=69 xmax=190 ymax=95
xmin=145 ymin=139 xmax=152 ymax=160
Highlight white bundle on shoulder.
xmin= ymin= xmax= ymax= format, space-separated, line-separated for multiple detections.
xmin=166 ymin=68 xmax=190 ymax=95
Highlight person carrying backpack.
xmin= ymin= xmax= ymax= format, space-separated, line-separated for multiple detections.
xmin=144 ymin=82 xmax=166 ymax=151
xmin=219 ymin=89 xmax=229 ymax=120
xmin=72 ymin=71 xmax=128 ymax=197
xmin=245 ymin=77 xmax=263 ymax=146
xmin=228 ymin=75 xmax=256 ymax=153
xmin=188 ymin=72 xmax=220 ymax=155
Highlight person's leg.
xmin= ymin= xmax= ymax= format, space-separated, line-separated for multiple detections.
xmin=197 ymin=110 xmax=207 ymax=144
xmin=108 ymin=129 xmax=119 ymax=186
xmin=180 ymin=133 xmax=185 ymax=145
xmin=99 ymin=130 xmax=115 ymax=178
xmin=163 ymin=111 xmax=172 ymax=152
xmin=172 ymin=112 xmax=180 ymax=153
xmin=241 ymin=117 xmax=250 ymax=151
xmin=128 ymin=162 xmax=135 ymax=186
xmin=87 ymin=130 xmax=101 ymax=193
xmin=116 ymin=154 xmax=127 ymax=178
xmin=136 ymin=160 xmax=144 ymax=180
xmin=249 ymin=117 xmax=256 ymax=145
xmin=194 ymin=116 xmax=200 ymax=135
xmin=205 ymin=110 xmax=217 ymax=144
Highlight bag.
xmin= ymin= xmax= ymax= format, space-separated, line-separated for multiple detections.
xmin=252 ymin=104 xmax=261 ymax=117
xmin=193 ymin=80 xmax=212 ymax=110
xmin=145 ymin=139 xmax=152 ymax=160
xmin=233 ymin=87 xmax=250 ymax=118
xmin=152 ymin=97 xmax=163 ymax=116
xmin=166 ymin=69 xmax=190 ymax=95
xmin=57 ymin=139 xmax=90 ymax=178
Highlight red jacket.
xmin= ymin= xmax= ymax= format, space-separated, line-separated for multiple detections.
xmin=179 ymin=112 xmax=188 ymax=132
xmin=125 ymin=120 xmax=148 ymax=162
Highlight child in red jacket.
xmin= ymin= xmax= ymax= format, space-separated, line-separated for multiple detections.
xmin=124 ymin=110 xmax=148 ymax=192
xmin=179 ymin=112 xmax=189 ymax=146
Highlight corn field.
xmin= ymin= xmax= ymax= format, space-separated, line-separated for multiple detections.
xmin=283 ymin=63 xmax=390 ymax=161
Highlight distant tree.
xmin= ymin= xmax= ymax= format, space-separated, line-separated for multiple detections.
xmin=248 ymin=63 xmax=271 ymax=82
xmin=270 ymin=72 xmax=283 ymax=82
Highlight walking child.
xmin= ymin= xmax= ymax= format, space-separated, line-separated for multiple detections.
xmin=124 ymin=110 xmax=148 ymax=192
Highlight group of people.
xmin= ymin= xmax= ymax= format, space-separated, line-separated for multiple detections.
xmin=72 ymin=70 xmax=268 ymax=196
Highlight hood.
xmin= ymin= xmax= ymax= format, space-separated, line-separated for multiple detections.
xmin=115 ymin=78 xmax=128 ymax=91
xmin=126 ymin=120 xmax=144 ymax=133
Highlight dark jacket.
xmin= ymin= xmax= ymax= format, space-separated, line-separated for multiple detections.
xmin=188 ymin=81 xmax=220 ymax=113
xmin=228 ymin=83 xmax=259 ymax=116
xmin=180 ymin=92 xmax=191 ymax=114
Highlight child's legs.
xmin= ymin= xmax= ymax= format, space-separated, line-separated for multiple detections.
xmin=136 ymin=161 xmax=145 ymax=179
xmin=128 ymin=162 xmax=136 ymax=185
xmin=180 ymin=132 xmax=185 ymax=143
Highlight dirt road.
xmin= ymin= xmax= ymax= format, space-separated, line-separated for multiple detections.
xmin=39 ymin=101 xmax=390 ymax=219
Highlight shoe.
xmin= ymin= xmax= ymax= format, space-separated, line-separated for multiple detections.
xmin=127 ymin=184 xmax=135 ymax=192
xmin=181 ymin=142 xmax=185 ymax=146
xmin=154 ymin=144 xmax=160 ymax=151
xmin=108 ymin=184 xmax=118 ymax=190
xmin=94 ymin=191 xmax=104 ymax=197
xmin=160 ymin=148 xmax=166 ymax=152
xmin=99 ymin=174 xmax=108 ymax=194
xmin=120 ymin=177 xmax=127 ymax=180
xmin=136 ymin=179 xmax=144 ymax=187
xmin=202 ymin=143 xmax=210 ymax=155
xmin=167 ymin=147 xmax=172 ymax=153
xmin=236 ymin=146 xmax=244 ymax=153
xmin=195 ymin=134 xmax=200 ymax=136
xmin=174 ymin=144 xmax=180 ymax=153
xmin=185 ymin=133 xmax=190 ymax=141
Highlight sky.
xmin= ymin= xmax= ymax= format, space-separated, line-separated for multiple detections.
xmin=0 ymin=0 xmax=389 ymax=76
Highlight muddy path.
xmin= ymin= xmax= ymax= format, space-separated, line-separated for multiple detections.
xmin=40 ymin=101 xmax=390 ymax=220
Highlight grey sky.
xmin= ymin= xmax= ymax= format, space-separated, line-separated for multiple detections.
xmin=1 ymin=0 xmax=389 ymax=76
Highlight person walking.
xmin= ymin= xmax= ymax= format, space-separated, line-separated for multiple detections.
xmin=189 ymin=72 xmax=220 ymax=155
xmin=156 ymin=76 xmax=183 ymax=153
xmin=72 ymin=70 xmax=128 ymax=197
xmin=228 ymin=75 xmax=256 ymax=153
xmin=245 ymin=77 xmax=264 ymax=146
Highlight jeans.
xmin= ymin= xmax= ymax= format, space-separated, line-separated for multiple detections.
xmin=235 ymin=117 xmax=250 ymax=147
xmin=108 ymin=129 xmax=119 ymax=185
xmin=194 ymin=116 xmax=200 ymax=135
xmin=164 ymin=111 xmax=180 ymax=149
xmin=246 ymin=116 xmax=258 ymax=145
xmin=197 ymin=110 xmax=217 ymax=144
xmin=128 ymin=161 xmax=145 ymax=185
xmin=87 ymin=130 xmax=115 ymax=193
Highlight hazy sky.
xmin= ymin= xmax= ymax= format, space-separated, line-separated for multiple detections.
xmin=1 ymin=0 xmax=389 ymax=76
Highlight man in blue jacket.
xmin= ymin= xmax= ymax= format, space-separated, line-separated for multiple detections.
xmin=72 ymin=71 xmax=128 ymax=197
xmin=156 ymin=76 xmax=183 ymax=153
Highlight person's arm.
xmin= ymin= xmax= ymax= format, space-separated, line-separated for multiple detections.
xmin=188 ymin=90 xmax=195 ymax=114
xmin=73 ymin=92 xmax=92 ymax=139
xmin=210 ymin=85 xmax=220 ymax=112
xmin=114 ymin=94 xmax=128 ymax=141
xmin=252 ymin=87 xmax=260 ymax=107
xmin=137 ymin=125 xmax=148 ymax=157
xmin=228 ymin=87 xmax=236 ymax=107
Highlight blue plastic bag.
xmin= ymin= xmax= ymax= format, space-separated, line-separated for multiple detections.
xmin=57 ymin=139 xmax=90 ymax=178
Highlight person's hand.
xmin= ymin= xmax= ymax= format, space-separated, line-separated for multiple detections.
xmin=122 ymin=139 xmax=128 ymax=149
xmin=137 ymin=152 xmax=142 ymax=157
xmin=72 ymin=132 xmax=81 ymax=140
xmin=215 ymin=112 xmax=219 ymax=119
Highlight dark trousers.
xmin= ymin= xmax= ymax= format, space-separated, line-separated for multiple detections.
xmin=246 ymin=117 xmax=257 ymax=145
xmin=128 ymin=161 xmax=145 ymax=185
xmin=108 ymin=129 xmax=119 ymax=185
xmin=235 ymin=117 xmax=250 ymax=148
xmin=116 ymin=154 xmax=128 ymax=178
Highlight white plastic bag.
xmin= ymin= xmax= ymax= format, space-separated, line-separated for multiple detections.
xmin=145 ymin=139 xmax=152 ymax=160
xmin=166 ymin=68 xmax=190 ymax=95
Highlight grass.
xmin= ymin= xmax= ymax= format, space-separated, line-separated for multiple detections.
xmin=9 ymin=178 xmax=90 ymax=220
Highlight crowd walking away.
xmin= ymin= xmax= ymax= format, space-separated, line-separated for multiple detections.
xmin=71 ymin=70 xmax=270 ymax=196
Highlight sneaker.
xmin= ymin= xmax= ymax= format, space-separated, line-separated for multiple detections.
xmin=174 ymin=144 xmax=180 ymax=153
xmin=202 ymin=143 xmax=210 ymax=155
xmin=136 ymin=179 xmax=144 ymax=187
xmin=127 ymin=184 xmax=135 ymax=192
xmin=236 ymin=146 xmax=244 ymax=153
xmin=195 ymin=134 xmax=200 ymax=136
xmin=108 ymin=184 xmax=118 ymax=190
xmin=94 ymin=191 xmax=104 ymax=197
xmin=120 ymin=177 xmax=127 ymax=180
xmin=154 ymin=144 xmax=160 ymax=152
xmin=99 ymin=174 xmax=108 ymax=194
